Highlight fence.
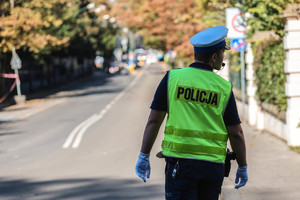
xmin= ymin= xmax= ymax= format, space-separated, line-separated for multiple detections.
xmin=0 ymin=56 xmax=94 ymax=103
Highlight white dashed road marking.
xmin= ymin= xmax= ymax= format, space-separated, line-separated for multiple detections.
xmin=63 ymin=70 xmax=144 ymax=149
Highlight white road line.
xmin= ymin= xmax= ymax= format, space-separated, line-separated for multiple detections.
xmin=63 ymin=71 xmax=144 ymax=149
xmin=71 ymin=114 xmax=102 ymax=148
xmin=62 ymin=114 xmax=98 ymax=148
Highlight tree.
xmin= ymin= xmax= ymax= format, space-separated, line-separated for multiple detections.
xmin=0 ymin=0 xmax=119 ymax=96
xmin=111 ymin=0 xmax=211 ymax=58
xmin=65 ymin=0 xmax=119 ymax=58
xmin=0 ymin=0 xmax=118 ymax=58
xmin=110 ymin=0 xmax=240 ymax=58
xmin=0 ymin=0 xmax=71 ymax=54
xmin=233 ymin=0 xmax=300 ymax=38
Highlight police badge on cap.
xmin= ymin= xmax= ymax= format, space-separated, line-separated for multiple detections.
xmin=190 ymin=26 xmax=231 ymax=53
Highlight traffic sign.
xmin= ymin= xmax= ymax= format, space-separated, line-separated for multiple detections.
xmin=226 ymin=8 xmax=246 ymax=39
xmin=10 ymin=48 xmax=22 ymax=70
xmin=231 ymin=38 xmax=247 ymax=52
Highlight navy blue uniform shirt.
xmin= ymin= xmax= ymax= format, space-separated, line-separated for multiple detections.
xmin=150 ymin=62 xmax=241 ymax=125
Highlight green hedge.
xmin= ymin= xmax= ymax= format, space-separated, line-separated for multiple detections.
xmin=253 ymin=39 xmax=287 ymax=111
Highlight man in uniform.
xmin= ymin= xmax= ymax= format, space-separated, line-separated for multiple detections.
xmin=135 ymin=26 xmax=248 ymax=200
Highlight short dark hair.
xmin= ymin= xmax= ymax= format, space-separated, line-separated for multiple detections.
xmin=194 ymin=51 xmax=215 ymax=63
xmin=194 ymin=46 xmax=225 ymax=63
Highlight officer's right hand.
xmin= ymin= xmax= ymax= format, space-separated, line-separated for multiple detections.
xmin=235 ymin=165 xmax=248 ymax=189
xmin=135 ymin=152 xmax=151 ymax=182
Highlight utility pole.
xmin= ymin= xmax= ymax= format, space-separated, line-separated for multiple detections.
xmin=226 ymin=8 xmax=247 ymax=121
xmin=10 ymin=0 xmax=14 ymax=9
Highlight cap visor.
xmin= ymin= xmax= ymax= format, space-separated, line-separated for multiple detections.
xmin=225 ymin=44 xmax=231 ymax=50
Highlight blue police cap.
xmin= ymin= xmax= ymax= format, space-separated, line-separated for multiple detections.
xmin=190 ymin=26 xmax=230 ymax=53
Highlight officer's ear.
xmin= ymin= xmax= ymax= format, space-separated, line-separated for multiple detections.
xmin=211 ymin=52 xmax=217 ymax=63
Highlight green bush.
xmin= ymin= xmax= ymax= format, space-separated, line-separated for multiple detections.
xmin=253 ymin=39 xmax=287 ymax=111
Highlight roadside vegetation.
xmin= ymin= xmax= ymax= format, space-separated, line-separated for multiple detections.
xmin=1 ymin=0 xmax=300 ymax=112
xmin=290 ymin=146 xmax=300 ymax=154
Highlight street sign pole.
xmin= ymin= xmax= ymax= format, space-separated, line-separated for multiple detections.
xmin=240 ymin=49 xmax=246 ymax=122
xmin=226 ymin=7 xmax=247 ymax=121
xmin=10 ymin=48 xmax=22 ymax=96
xmin=14 ymin=68 xmax=21 ymax=96
xmin=10 ymin=47 xmax=26 ymax=104
xmin=231 ymin=38 xmax=247 ymax=121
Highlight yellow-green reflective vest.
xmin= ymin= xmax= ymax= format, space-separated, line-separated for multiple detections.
xmin=161 ymin=67 xmax=232 ymax=163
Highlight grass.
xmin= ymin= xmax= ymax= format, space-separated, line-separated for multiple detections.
xmin=290 ymin=146 xmax=300 ymax=154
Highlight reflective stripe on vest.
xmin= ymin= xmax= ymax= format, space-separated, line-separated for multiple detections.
xmin=162 ymin=141 xmax=226 ymax=156
xmin=165 ymin=126 xmax=228 ymax=142
xmin=161 ymin=67 xmax=232 ymax=163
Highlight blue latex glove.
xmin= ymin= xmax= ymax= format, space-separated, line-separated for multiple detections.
xmin=235 ymin=165 xmax=248 ymax=189
xmin=135 ymin=152 xmax=151 ymax=182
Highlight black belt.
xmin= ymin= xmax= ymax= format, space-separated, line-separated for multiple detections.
xmin=165 ymin=156 xmax=224 ymax=166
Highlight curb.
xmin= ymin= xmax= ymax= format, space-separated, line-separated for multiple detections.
xmin=0 ymin=98 xmax=66 ymax=122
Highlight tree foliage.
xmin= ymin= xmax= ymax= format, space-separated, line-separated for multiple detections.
xmin=110 ymin=0 xmax=238 ymax=58
xmin=112 ymin=0 xmax=213 ymax=58
xmin=1 ymin=0 xmax=71 ymax=53
xmin=0 ymin=0 xmax=118 ymax=59
xmin=234 ymin=0 xmax=300 ymax=111
xmin=236 ymin=0 xmax=300 ymax=38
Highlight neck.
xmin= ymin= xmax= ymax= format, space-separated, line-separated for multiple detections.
xmin=194 ymin=61 xmax=207 ymax=65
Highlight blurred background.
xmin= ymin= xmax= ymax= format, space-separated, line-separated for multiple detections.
xmin=0 ymin=0 xmax=293 ymax=111
xmin=1 ymin=0 xmax=300 ymax=200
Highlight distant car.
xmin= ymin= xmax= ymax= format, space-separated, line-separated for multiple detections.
xmin=135 ymin=53 xmax=146 ymax=68
xmin=94 ymin=56 xmax=104 ymax=69
xmin=109 ymin=61 xmax=129 ymax=75
xmin=146 ymin=54 xmax=158 ymax=64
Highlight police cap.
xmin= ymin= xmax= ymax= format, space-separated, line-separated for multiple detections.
xmin=190 ymin=26 xmax=231 ymax=53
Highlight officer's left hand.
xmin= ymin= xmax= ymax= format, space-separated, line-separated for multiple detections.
xmin=235 ymin=165 xmax=248 ymax=189
xmin=135 ymin=152 xmax=151 ymax=182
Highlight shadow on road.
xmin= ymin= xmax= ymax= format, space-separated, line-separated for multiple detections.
xmin=0 ymin=177 xmax=164 ymax=200
xmin=0 ymin=71 xmax=123 ymax=111
xmin=0 ymin=121 xmax=22 ymax=137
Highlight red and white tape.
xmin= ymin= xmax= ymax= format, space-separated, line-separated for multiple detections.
xmin=0 ymin=73 xmax=19 ymax=103
xmin=0 ymin=73 xmax=19 ymax=79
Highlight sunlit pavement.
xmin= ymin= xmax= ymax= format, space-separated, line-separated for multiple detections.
xmin=222 ymin=115 xmax=300 ymax=200
xmin=0 ymin=64 xmax=165 ymax=199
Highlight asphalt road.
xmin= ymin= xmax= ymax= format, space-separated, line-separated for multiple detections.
xmin=0 ymin=64 xmax=167 ymax=200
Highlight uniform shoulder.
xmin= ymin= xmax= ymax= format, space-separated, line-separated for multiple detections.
xmin=212 ymin=74 xmax=232 ymax=90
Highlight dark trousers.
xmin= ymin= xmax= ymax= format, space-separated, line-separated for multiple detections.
xmin=165 ymin=158 xmax=225 ymax=200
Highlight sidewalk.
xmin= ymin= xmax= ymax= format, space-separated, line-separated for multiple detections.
xmin=0 ymin=70 xmax=110 ymax=122
xmin=222 ymin=122 xmax=300 ymax=200
xmin=0 ymin=98 xmax=66 ymax=122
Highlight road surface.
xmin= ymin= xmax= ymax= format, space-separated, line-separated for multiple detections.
xmin=0 ymin=64 xmax=167 ymax=200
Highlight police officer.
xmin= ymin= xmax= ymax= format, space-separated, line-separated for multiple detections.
xmin=135 ymin=26 xmax=248 ymax=200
